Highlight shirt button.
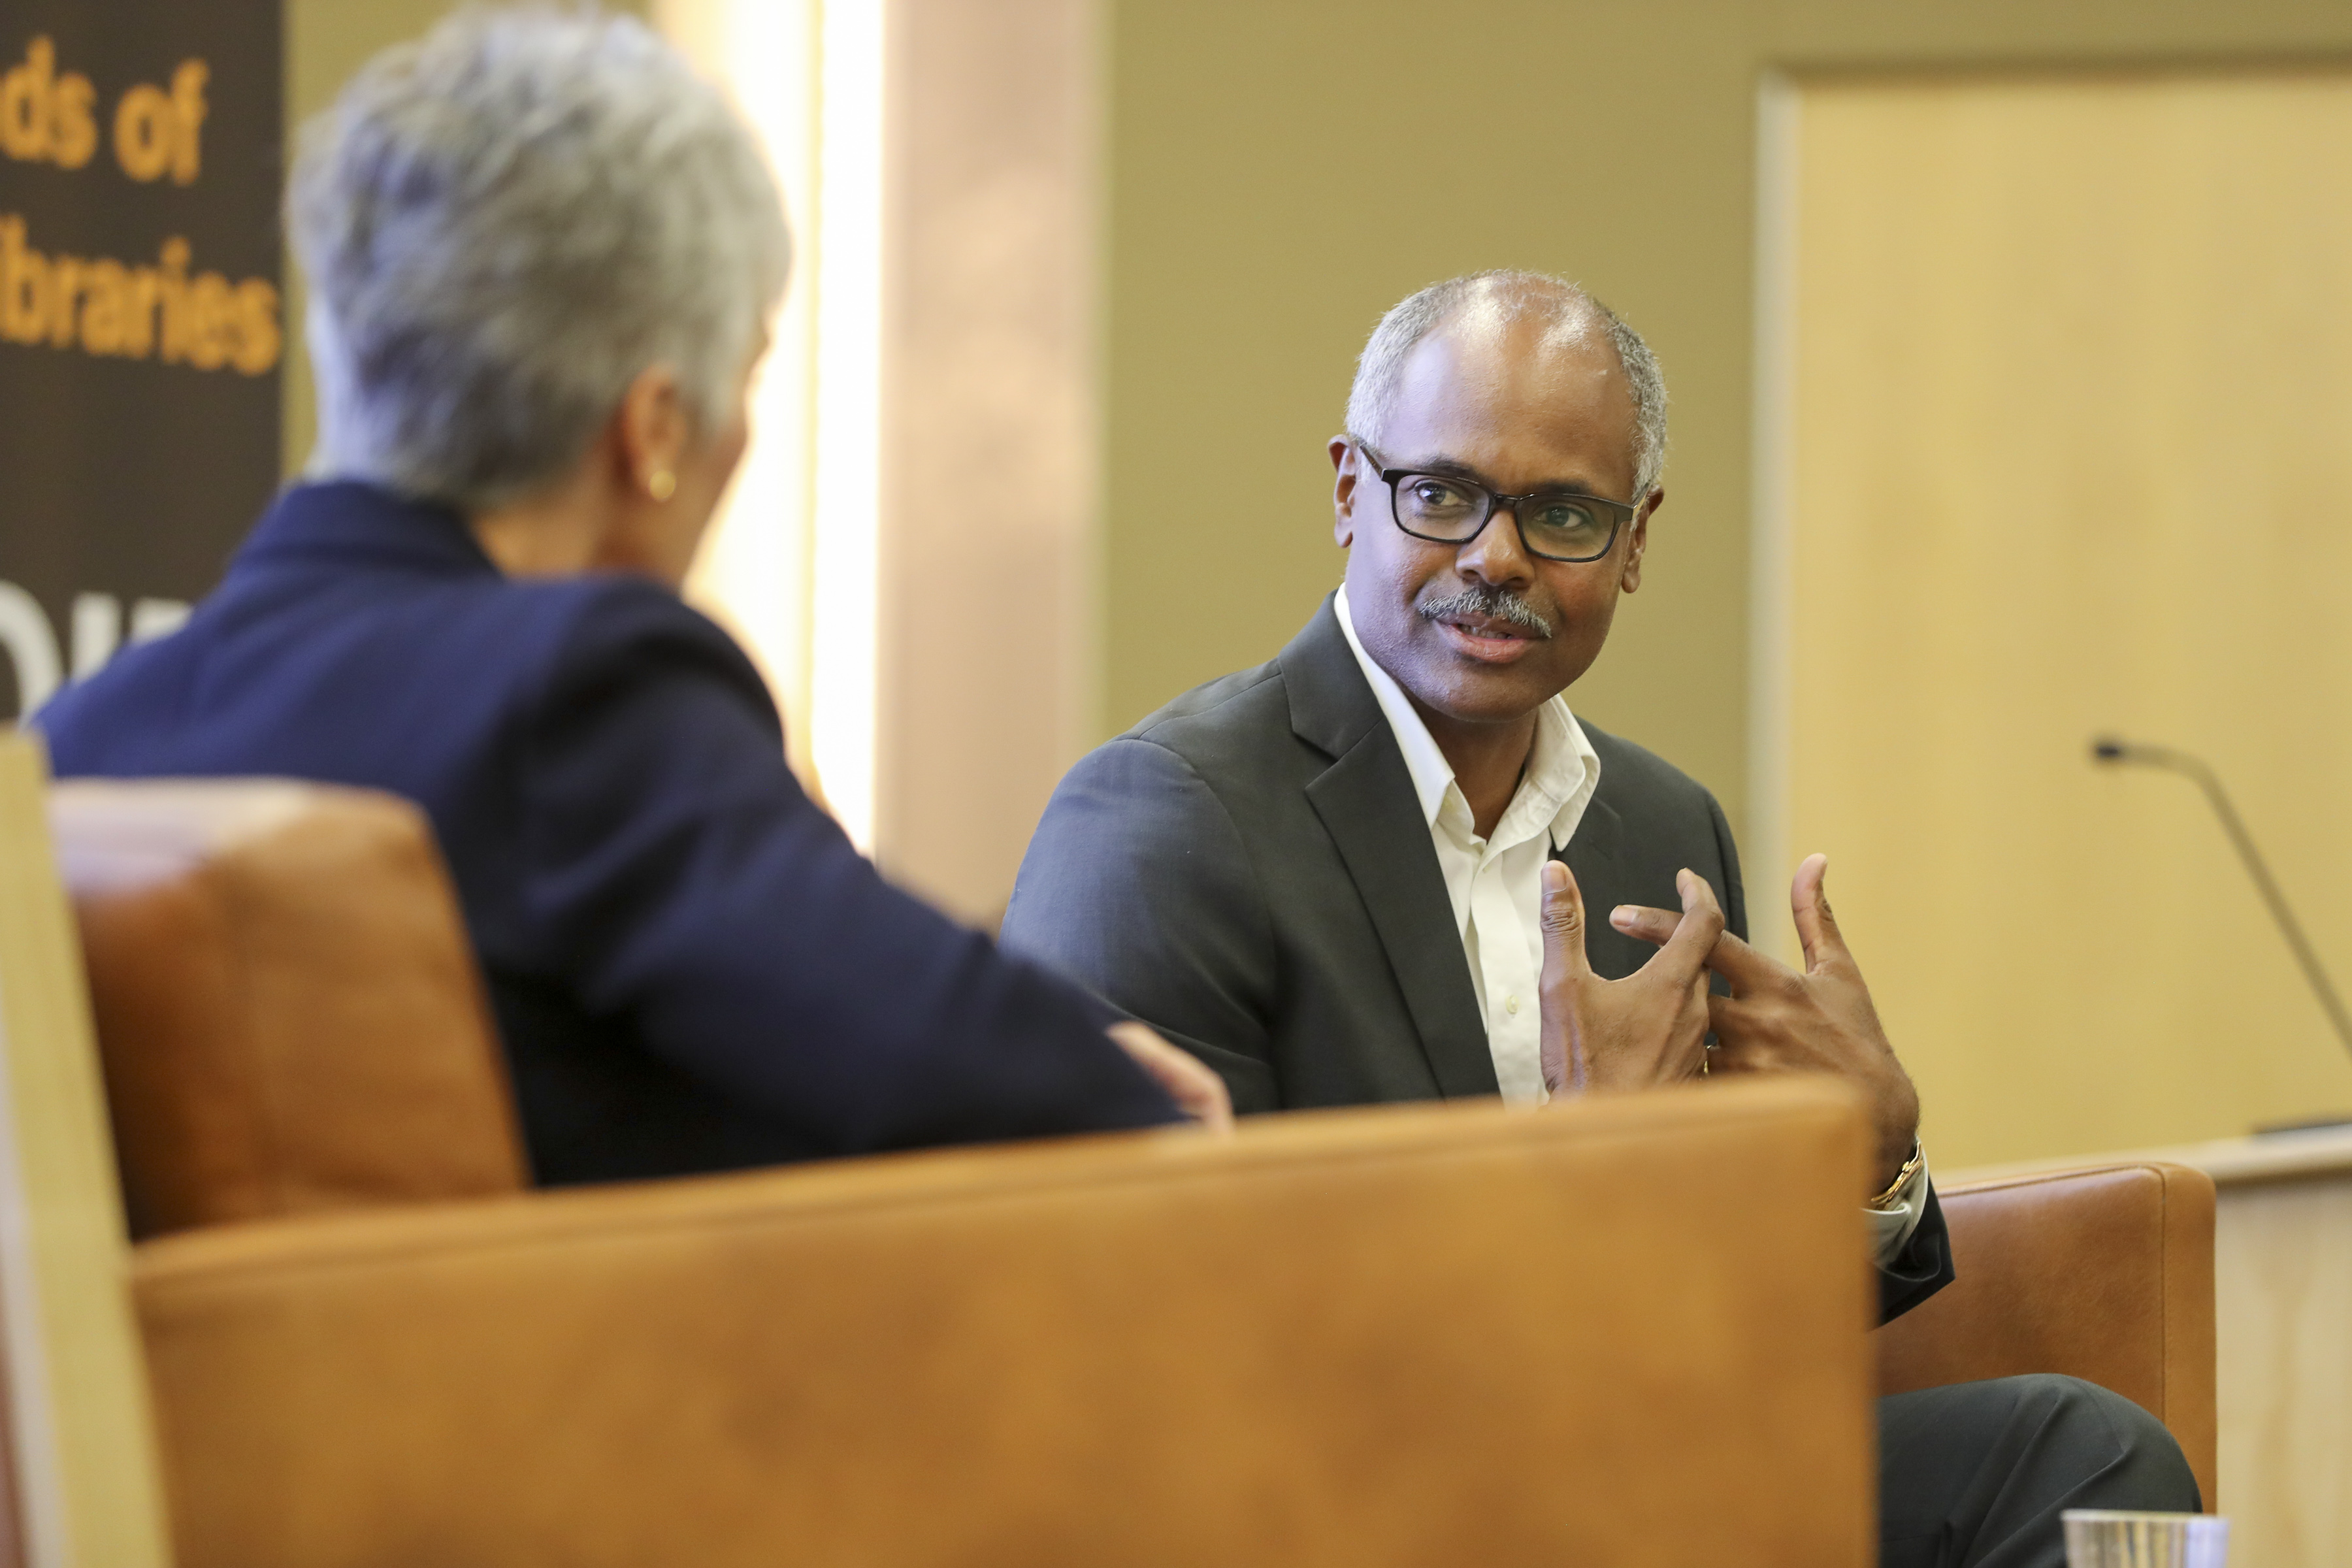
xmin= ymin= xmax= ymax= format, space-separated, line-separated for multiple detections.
xmin=1505 ymin=994 xmax=1521 ymax=1015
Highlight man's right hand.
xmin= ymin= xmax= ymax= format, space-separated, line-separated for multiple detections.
xmin=1538 ymin=860 xmax=1723 ymax=1096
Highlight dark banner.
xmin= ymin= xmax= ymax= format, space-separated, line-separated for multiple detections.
xmin=0 ymin=0 xmax=282 ymax=719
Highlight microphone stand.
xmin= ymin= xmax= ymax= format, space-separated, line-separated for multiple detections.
xmin=2093 ymin=738 xmax=2352 ymax=1134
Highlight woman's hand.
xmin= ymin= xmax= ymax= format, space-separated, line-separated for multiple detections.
xmin=1107 ymin=1021 xmax=1235 ymax=1133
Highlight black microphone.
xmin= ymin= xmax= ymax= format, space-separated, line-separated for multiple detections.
xmin=2093 ymin=736 xmax=2352 ymax=1132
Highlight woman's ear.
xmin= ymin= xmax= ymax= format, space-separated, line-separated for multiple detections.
xmin=616 ymin=365 xmax=690 ymax=500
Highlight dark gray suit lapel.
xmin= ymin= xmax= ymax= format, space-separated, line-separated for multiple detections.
xmin=1282 ymin=598 xmax=1497 ymax=1099
xmin=1557 ymin=791 xmax=1644 ymax=981
xmin=1560 ymin=787 xmax=1703 ymax=984
xmin=1561 ymin=789 xmax=1629 ymax=895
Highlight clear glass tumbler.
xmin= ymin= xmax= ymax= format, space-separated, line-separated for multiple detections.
xmin=2062 ymin=1510 xmax=2229 ymax=1567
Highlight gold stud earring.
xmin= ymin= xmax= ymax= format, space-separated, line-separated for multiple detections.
xmin=647 ymin=470 xmax=678 ymax=502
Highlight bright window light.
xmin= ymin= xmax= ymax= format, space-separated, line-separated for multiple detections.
xmin=808 ymin=0 xmax=886 ymax=854
xmin=663 ymin=0 xmax=885 ymax=853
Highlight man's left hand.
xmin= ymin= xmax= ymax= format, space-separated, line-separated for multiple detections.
xmin=1609 ymin=853 xmax=1919 ymax=1193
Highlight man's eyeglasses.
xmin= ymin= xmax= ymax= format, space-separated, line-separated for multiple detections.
xmin=1352 ymin=437 xmax=1641 ymax=564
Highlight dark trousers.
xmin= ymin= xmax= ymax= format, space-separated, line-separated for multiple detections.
xmin=1879 ymin=1374 xmax=2202 ymax=1567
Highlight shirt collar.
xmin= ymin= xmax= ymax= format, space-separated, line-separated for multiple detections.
xmin=1333 ymin=583 xmax=1601 ymax=852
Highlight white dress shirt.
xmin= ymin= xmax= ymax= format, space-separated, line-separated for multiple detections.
xmin=1333 ymin=585 xmax=1929 ymax=1265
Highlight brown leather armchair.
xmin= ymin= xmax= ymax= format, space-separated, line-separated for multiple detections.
xmin=0 ymin=755 xmax=2217 ymax=1564
xmin=1876 ymin=1161 xmax=2217 ymax=1506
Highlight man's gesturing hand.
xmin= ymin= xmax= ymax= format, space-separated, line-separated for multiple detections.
xmin=1609 ymin=853 xmax=1919 ymax=1191
xmin=1539 ymin=860 xmax=1723 ymax=1096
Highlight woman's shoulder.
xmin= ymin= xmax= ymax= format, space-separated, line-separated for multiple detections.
xmin=518 ymin=574 xmax=760 ymax=684
xmin=488 ymin=574 xmax=779 ymax=740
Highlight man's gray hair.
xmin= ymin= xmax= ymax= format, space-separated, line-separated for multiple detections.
xmin=1345 ymin=270 xmax=1668 ymax=497
xmin=291 ymin=8 xmax=791 ymax=508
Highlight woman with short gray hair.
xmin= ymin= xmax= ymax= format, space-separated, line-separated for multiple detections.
xmin=39 ymin=8 xmax=1226 ymax=1182
xmin=291 ymin=6 xmax=788 ymax=519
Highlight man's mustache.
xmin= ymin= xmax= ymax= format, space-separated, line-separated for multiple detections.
xmin=1416 ymin=584 xmax=1556 ymax=640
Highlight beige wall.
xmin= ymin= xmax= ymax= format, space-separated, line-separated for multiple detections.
xmin=1779 ymin=70 xmax=2352 ymax=1167
xmin=1099 ymin=0 xmax=2352 ymax=845
xmin=876 ymin=0 xmax=1103 ymax=923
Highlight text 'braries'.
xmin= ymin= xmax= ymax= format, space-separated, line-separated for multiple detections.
xmin=0 ymin=35 xmax=280 ymax=376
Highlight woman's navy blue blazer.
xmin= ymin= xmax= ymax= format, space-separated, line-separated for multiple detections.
xmin=35 ymin=482 xmax=1176 ymax=1183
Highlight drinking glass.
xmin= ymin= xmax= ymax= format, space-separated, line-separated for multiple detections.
xmin=2062 ymin=1509 xmax=2229 ymax=1567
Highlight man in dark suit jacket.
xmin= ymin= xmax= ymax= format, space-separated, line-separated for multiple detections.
xmin=1004 ymin=270 xmax=2198 ymax=1567
xmin=999 ymin=593 xmax=1742 ymax=1114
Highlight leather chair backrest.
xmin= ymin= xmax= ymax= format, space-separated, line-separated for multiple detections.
xmin=132 ymin=1080 xmax=1882 ymax=1568
xmin=1875 ymin=1162 xmax=2218 ymax=1508
xmin=49 ymin=779 xmax=528 ymax=1237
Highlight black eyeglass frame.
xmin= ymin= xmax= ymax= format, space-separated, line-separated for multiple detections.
xmin=1350 ymin=436 xmax=1644 ymax=564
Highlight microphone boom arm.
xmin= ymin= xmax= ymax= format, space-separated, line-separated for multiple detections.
xmin=2093 ymin=737 xmax=2352 ymax=1067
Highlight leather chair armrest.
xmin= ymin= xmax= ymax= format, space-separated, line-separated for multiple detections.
xmin=134 ymin=1083 xmax=1878 ymax=1568
xmin=1874 ymin=1162 xmax=2216 ymax=1507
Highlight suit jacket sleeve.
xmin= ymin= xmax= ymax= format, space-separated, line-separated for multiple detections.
xmin=1880 ymin=1183 xmax=1955 ymax=1323
xmin=514 ymin=587 xmax=1177 ymax=1154
xmin=1001 ymin=738 xmax=1284 ymax=1111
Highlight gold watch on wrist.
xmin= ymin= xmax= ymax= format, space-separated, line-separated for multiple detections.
xmin=1867 ymin=1139 xmax=1925 ymax=1211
